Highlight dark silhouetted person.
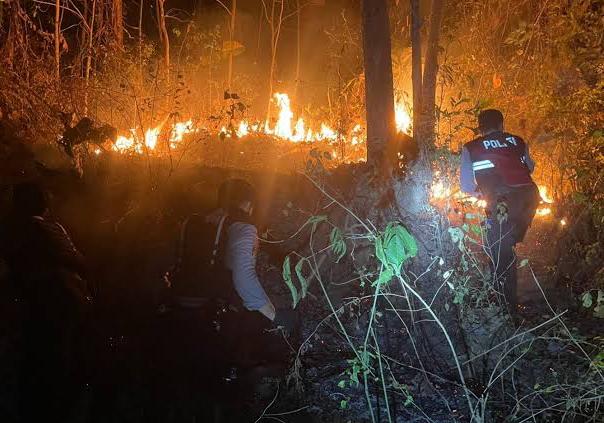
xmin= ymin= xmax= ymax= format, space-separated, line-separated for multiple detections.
xmin=460 ymin=110 xmax=540 ymax=313
xmin=0 ymin=183 xmax=92 ymax=422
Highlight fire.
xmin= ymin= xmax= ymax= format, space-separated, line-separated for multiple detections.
xmin=539 ymin=186 xmax=554 ymax=204
xmin=145 ymin=127 xmax=160 ymax=150
xmin=273 ymin=93 xmax=294 ymax=139
xmin=395 ymin=103 xmax=412 ymax=134
xmin=109 ymin=92 xmax=412 ymax=154
xmin=170 ymin=120 xmax=195 ymax=147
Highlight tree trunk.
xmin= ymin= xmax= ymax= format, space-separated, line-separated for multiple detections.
xmin=156 ymin=0 xmax=170 ymax=81
xmin=410 ymin=0 xmax=422 ymax=138
xmin=227 ymin=0 xmax=237 ymax=89
xmin=54 ymin=0 xmax=61 ymax=80
xmin=138 ymin=0 xmax=144 ymax=77
xmin=294 ymin=0 xmax=301 ymax=103
xmin=84 ymin=0 xmax=97 ymax=115
xmin=265 ymin=0 xmax=284 ymax=123
xmin=361 ymin=0 xmax=396 ymax=172
xmin=418 ymin=0 xmax=444 ymax=154
xmin=113 ymin=0 xmax=124 ymax=50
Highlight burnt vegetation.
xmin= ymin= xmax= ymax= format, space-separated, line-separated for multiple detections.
xmin=0 ymin=0 xmax=603 ymax=422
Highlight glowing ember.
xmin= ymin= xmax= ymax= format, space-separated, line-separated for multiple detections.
xmin=536 ymin=207 xmax=552 ymax=216
xmin=560 ymin=218 xmax=567 ymax=226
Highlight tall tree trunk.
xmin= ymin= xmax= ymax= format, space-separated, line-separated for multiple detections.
xmin=84 ymin=0 xmax=97 ymax=115
xmin=418 ymin=0 xmax=444 ymax=154
xmin=156 ymin=0 xmax=170 ymax=81
xmin=361 ymin=0 xmax=396 ymax=172
xmin=54 ymin=0 xmax=61 ymax=80
xmin=113 ymin=0 xmax=124 ymax=50
xmin=227 ymin=0 xmax=237 ymax=89
xmin=293 ymin=0 xmax=301 ymax=103
xmin=264 ymin=0 xmax=284 ymax=124
xmin=138 ymin=0 xmax=144 ymax=77
xmin=410 ymin=0 xmax=422 ymax=138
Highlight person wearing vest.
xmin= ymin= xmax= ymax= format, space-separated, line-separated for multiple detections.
xmin=460 ymin=109 xmax=540 ymax=314
xmin=213 ymin=179 xmax=296 ymax=367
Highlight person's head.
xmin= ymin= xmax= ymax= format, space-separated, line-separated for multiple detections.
xmin=477 ymin=109 xmax=504 ymax=135
xmin=12 ymin=182 xmax=49 ymax=217
xmin=218 ymin=178 xmax=257 ymax=216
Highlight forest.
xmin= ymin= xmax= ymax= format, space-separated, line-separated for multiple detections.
xmin=0 ymin=0 xmax=603 ymax=422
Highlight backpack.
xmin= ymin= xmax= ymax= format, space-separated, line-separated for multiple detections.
xmin=169 ymin=213 xmax=235 ymax=302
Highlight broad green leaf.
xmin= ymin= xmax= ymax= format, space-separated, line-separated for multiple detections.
xmin=282 ymin=256 xmax=299 ymax=308
xmin=340 ymin=399 xmax=348 ymax=409
xmin=375 ymin=223 xmax=417 ymax=276
xmin=295 ymin=257 xmax=309 ymax=299
xmin=337 ymin=380 xmax=346 ymax=389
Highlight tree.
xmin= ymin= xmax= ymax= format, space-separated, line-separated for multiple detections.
xmin=361 ymin=0 xmax=396 ymax=172
xmin=413 ymin=0 xmax=444 ymax=157
xmin=228 ymin=0 xmax=237 ymax=89
xmin=113 ymin=0 xmax=124 ymax=50
xmin=262 ymin=0 xmax=285 ymax=123
xmin=54 ymin=0 xmax=62 ymax=80
xmin=156 ymin=0 xmax=170 ymax=80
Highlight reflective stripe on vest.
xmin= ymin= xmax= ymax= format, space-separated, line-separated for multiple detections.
xmin=473 ymin=159 xmax=495 ymax=171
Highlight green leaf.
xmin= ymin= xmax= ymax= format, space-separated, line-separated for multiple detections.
xmin=295 ymin=257 xmax=309 ymax=299
xmin=282 ymin=256 xmax=299 ymax=308
xmin=375 ymin=223 xmax=417 ymax=276
xmin=337 ymin=380 xmax=346 ymax=389
xmin=340 ymin=399 xmax=348 ymax=409
xmin=330 ymin=227 xmax=347 ymax=262
xmin=372 ymin=268 xmax=394 ymax=287
xmin=581 ymin=292 xmax=593 ymax=308
xmin=518 ymin=259 xmax=529 ymax=268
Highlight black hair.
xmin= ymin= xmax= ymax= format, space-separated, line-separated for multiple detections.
xmin=12 ymin=182 xmax=49 ymax=216
xmin=478 ymin=109 xmax=504 ymax=133
xmin=218 ymin=178 xmax=257 ymax=213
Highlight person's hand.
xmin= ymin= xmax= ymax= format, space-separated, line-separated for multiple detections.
xmin=273 ymin=308 xmax=298 ymax=335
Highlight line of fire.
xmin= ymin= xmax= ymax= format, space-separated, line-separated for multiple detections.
xmin=0 ymin=1 xmax=602 ymax=422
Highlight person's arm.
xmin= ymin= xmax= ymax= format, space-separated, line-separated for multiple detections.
xmin=523 ymin=144 xmax=535 ymax=173
xmin=460 ymin=147 xmax=479 ymax=195
xmin=226 ymin=223 xmax=275 ymax=321
xmin=41 ymin=220 xmax=88 ymax=276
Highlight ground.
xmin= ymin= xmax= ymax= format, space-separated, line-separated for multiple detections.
xmin=0 ymin=151 xmax=602 ymax=422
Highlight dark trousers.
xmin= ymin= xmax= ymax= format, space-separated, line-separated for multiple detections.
xmin=485 ymin=184 xmax=540 ymax=312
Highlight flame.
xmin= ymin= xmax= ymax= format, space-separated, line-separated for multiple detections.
xmin=539 ymin=186 xmax=554 ymax=204
xmin=395 ymin=103 xmax=412 ymax=134
xmin=236 ymin=121 xmax=249 ymax=137
xmin=144 ymin=127 xmax=160 ymax=149
xmin=560 ymin=218 xmax=567 ymax=226
xmin=170 ymin=120 xmax=195 ymax=147
xmin=109 ymin=92 xmax=412 ymax=155
xmin=273 ymin=93 xmax=294 ymax=139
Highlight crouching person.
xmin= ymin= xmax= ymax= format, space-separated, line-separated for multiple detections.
xmin=0 ymin=182 xmax=92 ymax=422
xmin=168 ymin=179 xmax=295 ymax=373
